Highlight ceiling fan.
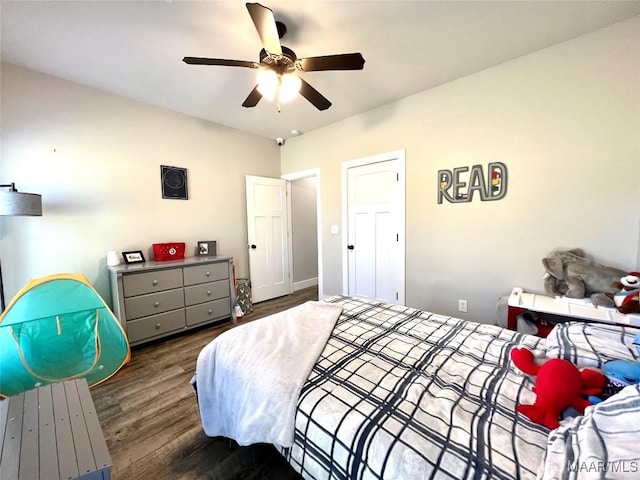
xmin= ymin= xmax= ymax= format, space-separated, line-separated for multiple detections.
xmin=183 ymin=2 xmax=365 ymax=112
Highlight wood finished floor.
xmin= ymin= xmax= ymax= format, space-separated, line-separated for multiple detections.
xmin=92 ymin=287 xmax=318 ymax=480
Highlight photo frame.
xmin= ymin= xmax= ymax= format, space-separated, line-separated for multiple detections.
xmin=161 ymin=165 xmax=188 ymax=200
xmin=122 ymin=250 xmax=146 ymax=264
xmin=197 ymin=241 xmax=217 ymax=257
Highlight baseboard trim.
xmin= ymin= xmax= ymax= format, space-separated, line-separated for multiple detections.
xmin=294 ymin=277 xmax=318 ymax=291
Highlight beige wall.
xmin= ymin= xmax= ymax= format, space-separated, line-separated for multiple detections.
xmin=1 ymin=63 xmax=281 ymax=304
xmin=2 ymin=17 xmax=638 ymax=323
xmin=281 ymin=17 xmax=640 ymax=323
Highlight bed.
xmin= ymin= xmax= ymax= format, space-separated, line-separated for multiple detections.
xmin=192 ymin=295 xmax=640 ymax=480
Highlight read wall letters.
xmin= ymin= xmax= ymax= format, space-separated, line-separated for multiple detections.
xmin=437 ymin=162 xmax=508 ymax=204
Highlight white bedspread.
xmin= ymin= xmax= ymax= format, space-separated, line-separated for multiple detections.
xmin=193 ymin=300 xmax=343 ymax=448
xmin=540 ymin=384 xmax=640 ymax=480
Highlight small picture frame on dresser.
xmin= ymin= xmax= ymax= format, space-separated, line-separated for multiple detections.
xmin=122 ymin=250 xmax=146 ymax=264
xmin=197 ymin=241 xmax=217 ymax=257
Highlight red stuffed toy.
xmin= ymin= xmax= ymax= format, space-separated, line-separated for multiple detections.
xmin=612 ymin=272 xmax=640 ymax=314
xmin=510 ymin=347 xmax=606 ymax=429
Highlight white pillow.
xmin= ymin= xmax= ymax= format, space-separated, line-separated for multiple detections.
xmin=539 ymin=384 xmax=640 ymax=480
xmin=546 ymin=322 xmax=640 ymax=368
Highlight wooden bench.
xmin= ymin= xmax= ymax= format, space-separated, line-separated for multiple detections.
xmin=0 ymin=378 xmax=111 ymax=479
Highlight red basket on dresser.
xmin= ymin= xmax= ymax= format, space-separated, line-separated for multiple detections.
xmin=152 ymin=242 xmax=186 ymax=261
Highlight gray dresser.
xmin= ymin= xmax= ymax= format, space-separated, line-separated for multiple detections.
xmin=108 ymin=256 xmax=236 ymax=346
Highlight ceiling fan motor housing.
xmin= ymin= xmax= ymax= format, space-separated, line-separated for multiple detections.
xmin=260 ymin=46 xmax=297 ymax=71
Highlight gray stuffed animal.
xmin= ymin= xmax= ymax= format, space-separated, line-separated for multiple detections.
xmin=542 ymin=249 xmax=626 ymax=304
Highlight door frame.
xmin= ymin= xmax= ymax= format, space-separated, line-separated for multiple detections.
xmin=341 ymin=149 xmax=406 ymax=304
xmin=282 ymin=168 xmax=324 ymax=300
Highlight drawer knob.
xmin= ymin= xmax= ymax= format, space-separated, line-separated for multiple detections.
xmin=205 ymin=271 xmax=211 ymax=277
xmin=154 ymin=301 xmax=160 ymax=307
xmin=152 ymin=280 xmax=158 ymax=286
xmin=155 ymin=323 xmax=161 ymax=329
xmin=208 ymin=309 xmax=213 ymax=315
xmin=207 ymin=290 xmax=212 ymax=296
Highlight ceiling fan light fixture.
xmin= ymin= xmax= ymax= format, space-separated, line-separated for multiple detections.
xmin=279 ymin=73 xmax=301 ymax=102
xmin=257 ymin=70 xmax=301 ymax=103
xmin=257 ymin=69 xmax=278 ymax=100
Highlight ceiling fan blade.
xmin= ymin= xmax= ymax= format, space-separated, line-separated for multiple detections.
xmin=183 ymin=57 xmax=257 ymax=68
xmin=242 ymin=86 xmax=263 ymax=108
xmin=246 ymin=3 xmax=282 ymax=56
xmin=297 ymin=53 xmax=365 ymax=72
xmin=299 ymin=78 xmax=331 ymax=111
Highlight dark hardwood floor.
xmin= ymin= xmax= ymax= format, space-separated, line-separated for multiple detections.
xmin=92 ymin=287 xmax=318 ymax=480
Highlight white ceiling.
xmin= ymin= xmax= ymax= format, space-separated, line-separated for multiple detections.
xmin=2 ymin=1 xmax=639 ymax=140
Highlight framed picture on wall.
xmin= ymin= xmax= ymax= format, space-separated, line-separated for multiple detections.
xmin=197 ymin=241 xmax=217 ymax=257
xmin=161 ymin=165 xmax=188 ymax=200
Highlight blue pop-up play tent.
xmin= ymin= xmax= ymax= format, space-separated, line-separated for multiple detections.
xmin=0 ymin=273 xmax=130 ymax=398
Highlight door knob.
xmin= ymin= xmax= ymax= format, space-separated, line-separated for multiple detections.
xmin=250 ymin=244 xmax=257 ymax=249
xmin=347 ymin=245 xmax=355 ymax=250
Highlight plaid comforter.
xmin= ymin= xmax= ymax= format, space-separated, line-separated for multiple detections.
xmin=282 ymin=296 xmax=549 ymax=480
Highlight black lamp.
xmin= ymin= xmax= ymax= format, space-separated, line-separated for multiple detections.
xmin=0 ymin=183 xmax=43 ymax=312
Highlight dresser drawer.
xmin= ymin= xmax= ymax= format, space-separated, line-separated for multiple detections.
xmin=127 ymin=309 xmax=186 ymax=343
xmin=123 ymin=268 xmax=183 ymax=297
xmin=184 ymin=280 xmax=230 ymax=306
xmin=124 ymin=288 xmax=185 ymax=320
xmin=186 ymin=298 xmax=230 ymax=327
xmin=183 ymin=262 xmax=228 ymax=286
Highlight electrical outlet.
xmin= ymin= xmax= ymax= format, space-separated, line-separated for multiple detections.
xmin=458 ymin=299 xmax=468 ymax=313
